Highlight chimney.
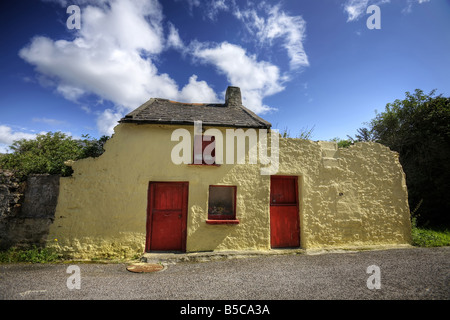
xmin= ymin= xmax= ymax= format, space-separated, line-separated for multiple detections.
xmin=225 ymin=86 xmax=242 ymax=107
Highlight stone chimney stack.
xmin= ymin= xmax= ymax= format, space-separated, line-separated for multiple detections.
xmin=225 ymin=86 xmax=242 ymax=107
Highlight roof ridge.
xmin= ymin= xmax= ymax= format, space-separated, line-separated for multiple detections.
xmin=119 ymin=87 xmax=272 ymax=129
xmin=167 ymin=100 xmax=222 ymax=107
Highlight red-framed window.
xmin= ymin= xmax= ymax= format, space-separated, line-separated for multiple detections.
xmin=207 ymin=185 xmax=238 ymax=223
xmin=193 ymin=135 xmax=215 ymax=165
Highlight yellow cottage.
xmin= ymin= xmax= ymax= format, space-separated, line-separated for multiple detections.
xmin=48 ymin=87 xmax=411 ymax=259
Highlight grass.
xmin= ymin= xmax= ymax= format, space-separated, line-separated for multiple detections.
xmin=0 ymin=245 xmax=62 ymax=264
xmin=0 ymin=245 xmax=142 ymax=264
xmin=411 ymin=226 xmax=450 ymax=247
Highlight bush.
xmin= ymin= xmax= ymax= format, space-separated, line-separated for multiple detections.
xmin=0 ymin=132 xmax=109 ymax=180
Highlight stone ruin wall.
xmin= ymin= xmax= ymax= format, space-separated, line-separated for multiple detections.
xmin=0 ymin=170 xmax=59 ymax=250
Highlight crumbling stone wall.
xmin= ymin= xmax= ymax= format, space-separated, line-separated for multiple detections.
xmin=0 ymin=171 xmax=59 ymax=249
xmin=0 ymin=170 xmax=23 ymax=219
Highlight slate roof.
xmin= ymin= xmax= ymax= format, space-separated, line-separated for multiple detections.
xmin=119 ymin=98 xmax=272 ymax=129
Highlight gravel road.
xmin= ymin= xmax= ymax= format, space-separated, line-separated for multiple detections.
xmin=1 ymin=247 xmax=448 ymax=302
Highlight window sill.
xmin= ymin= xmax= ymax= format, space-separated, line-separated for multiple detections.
xmin=206 ymin=219 xmax=240 ymax=225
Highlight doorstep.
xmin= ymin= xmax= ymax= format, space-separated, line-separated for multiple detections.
xmin=141 ymin=248 xmax=305 ymax=265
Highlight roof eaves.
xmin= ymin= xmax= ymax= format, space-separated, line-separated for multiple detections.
xmin=118 ymin=119 xmax=269 ymax=129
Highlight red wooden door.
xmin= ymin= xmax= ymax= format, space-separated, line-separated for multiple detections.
xmin=270 ymin=176 xmax=300 ymax=248
xmin=146 ymin=182 xmax=188 ymax=252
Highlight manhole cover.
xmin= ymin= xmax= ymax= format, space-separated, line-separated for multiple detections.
xmin=126 ymin=263 xmax=164 ymax=273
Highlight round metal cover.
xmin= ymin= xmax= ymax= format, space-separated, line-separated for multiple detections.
xmin=126 ymin=263 xmax=164 ymax=273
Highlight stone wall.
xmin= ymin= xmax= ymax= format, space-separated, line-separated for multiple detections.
xmin=0 ymin=171 xmax=59 ymax=249
xmin=0 ymin=170 xmax=23 ymax=220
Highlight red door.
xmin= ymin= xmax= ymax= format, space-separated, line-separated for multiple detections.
xmin=270 ymin=176 xmax=300 ymax=248
xmin=146 ymin=182 xmax=188 ymax=252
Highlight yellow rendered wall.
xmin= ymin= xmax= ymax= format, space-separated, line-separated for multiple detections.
xmin=48 ymin=123 xmax=411 ymax=259
xmin=278 ymin=139 xmax=411 ymax=249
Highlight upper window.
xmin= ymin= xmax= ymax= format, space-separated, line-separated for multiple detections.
xmin=208 ymin=185 xmax=237 ymax=221
xmin=193 ymin=135 xmax=215 ymax=165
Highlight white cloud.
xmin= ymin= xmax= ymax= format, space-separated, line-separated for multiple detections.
xmin=80 ymin=0 xmax=165 ymax=54
xmin=56 ymin=84 xmax=85 ymax=102
xmin=19 ymin=0 xmax=216 ymax=136
xmin=20 ymin=34 xmax=175 ymax=111
xmin=192 ymin=41 xmax=285 ymax=114
xmin=176 ymin=1 xmax=309 ymax=70
xmin=81 ymin=105 xmax=92 ymax=114
xmin=0 ymin=126 xmax=37 ymax=145
xmin=344 ymin=0 xmax=369 ymax=22
xmin=0 ymin=125 xmax=38 ymax=153
xmin=179 ymin=75 xmax=219 ymax=103
xmin=0 ymin=125 xmax=77 ymax=153
xmin=235 ymin=4 xmax=309 ymax=70
xmin=206 ymin=0 xmax=230 ymax=20
xmin=176 ymin=0 xmax=232 ymax=20
xmin=167 ymin=23 xmax=184 ymax=50
xmin=96 ymin=108 xmax=124 ymax=137
xmin=343 ymin=0 xmax=390 ymax=22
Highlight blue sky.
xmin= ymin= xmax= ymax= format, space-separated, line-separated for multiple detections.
xmin=1 ymin=0 xmax=449 ymax=152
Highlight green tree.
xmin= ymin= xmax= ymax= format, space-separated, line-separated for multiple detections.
xmin=0 ymin=132 xmax=109 ymax=180
xmin=355 ymin=89 xmax=450 ymax=227
xmin=354 ymin=127 xmax=376 ymax=142
xmin=79 ymin=134 xmax=110 ymax=158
